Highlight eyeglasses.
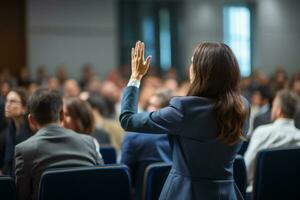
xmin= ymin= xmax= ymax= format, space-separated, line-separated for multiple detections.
xmin=5 ymin=99 xmax=22 ymax=106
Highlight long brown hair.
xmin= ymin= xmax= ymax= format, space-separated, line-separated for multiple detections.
xmin=187 ymin=42 xmax=247 ymax=145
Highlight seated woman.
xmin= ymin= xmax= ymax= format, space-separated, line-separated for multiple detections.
xmin=120 ymin=41 xmax=249 ymax=200
xmin=62 ymin=97 xmax=102 ymax=158
xmin=2 ymin=88 xmax=33 ymax=175
xmin=121 ymin=89 xmax=173 ymax=200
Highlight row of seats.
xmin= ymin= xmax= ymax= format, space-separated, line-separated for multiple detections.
xmin=1 ymin=147 xmax=299 ymax=200
xmin=0 ymin=163 xmax=164 ymax=200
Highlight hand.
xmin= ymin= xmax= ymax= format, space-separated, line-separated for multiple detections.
xmin=131 ymin=41 xmax=151 ymax=80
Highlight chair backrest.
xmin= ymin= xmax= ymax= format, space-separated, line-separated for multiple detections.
xmin=0 ymin=176 xmax=16 ymax=200
xmin=100 ymin=146 xmax=117 ymax=164
xmin=39 ymin=165 xmax=131 ymax=200
xmin=233 ymin=155 xmax=247 ymax=199
xmin=142 ymin=162 xmax=172 ymax=200
xmin=253 ymin=147 xmax=300 ymax=200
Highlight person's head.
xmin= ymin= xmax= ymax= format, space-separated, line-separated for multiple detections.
xmin=147 ymin=89 xmax=173 ymax=112
xmin=291 ymin=79 xmax=300 ymax=96
xmin=251 ymin=87 xmax=272 ymax=107
xmin=87 ymin=94 xmax=108 ymax=117
xmin=47 ymin=76 xmax=60 ymax=91
xmin=0 ymin=80 xmax=12 ymax=97
xmin=271 ymin=90 xmax=300 ymax=121
xmin=274 ymin=68 xmax=288 ymax=84
xmin=63 ymin=79 xmax=80 ymax=98
xmin=188 ymin=42 xmax=240 ymax=97
xmin=27 ymin=89 xmax=63 ymax=129
xmin=63 ymin=97 xmax=95 ymax=134
xmin=5 ymin=88 xmax=28 ymax=119
xmin=188 ymin=42 xmax=247 ymax=145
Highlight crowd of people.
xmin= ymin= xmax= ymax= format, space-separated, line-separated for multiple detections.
xmin=0 ymin=57 xmax=300 ymax=199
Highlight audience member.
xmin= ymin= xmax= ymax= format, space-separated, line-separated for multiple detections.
xmin=35 ymin=65 xmax=48 ymax=86
xmin=18 ymin=68 xmax=32 ymax=88
xmin=47 ymin=76 xmax=61 ymax=92
xmin=121 ymin=89 xmax=173 ymax=200
xmin=79 ymin=63 xmax=95 ymax=89
xmin=249 ymin=86 xmax=271 ymax=134
xmin=100 ymin=80 xmax=122 ymax=118
xmin=87 ymin=94 xmax=123 ymax=150
xmin=55 ymin=65 xmax=68 ymax=85
xmin=63 ymin=79 xmax=80 ymax=98
xmin=252 ymin=87 xmax=272 ymax=132
xmin=1 ymin=88 xmax=32 ymax=175
xmin=87 ymin=95 xmax=112 ymax=145
xmin=15 ymin=89 xmax=103 ymax=200
xmin=244 ymin=90 xmax=300 ymax=192
xmin=62 ymin=97 xmax=106 ymax=150
xmin=270 ymin=67 xmax=289 ymax=97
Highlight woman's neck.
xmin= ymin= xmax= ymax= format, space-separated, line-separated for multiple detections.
xmin=13 ymin=116 xmax=24 ymax=132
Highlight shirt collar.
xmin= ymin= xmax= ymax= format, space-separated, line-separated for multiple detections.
xmin=273 ymin=118 xmax=295 ymax=125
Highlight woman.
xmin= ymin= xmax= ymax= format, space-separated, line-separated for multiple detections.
xmin=63 ymin=97 xmax=95 ymax=135
xmin=62 ymin=97 xmax=103 ymax=155
xmin=2 ymin=88 xmax=32 ymax=175
xmin=120 ymin=41 xmax=249 ymax=200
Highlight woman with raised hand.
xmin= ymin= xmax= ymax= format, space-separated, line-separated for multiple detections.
xmin=120 ymin=41 xmax=249 ymax=200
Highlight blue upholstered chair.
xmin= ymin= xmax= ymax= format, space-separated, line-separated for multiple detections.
xmin=0 ymin=176 xmax=16 ymax=200
xmin=39 ymin=165 xmax=131 ymax=200
xmin=142 ymin=162 xmax=172 ymax=200
xmin=233 ymin=155 xmax=247 ymax=199
xmin=100 ymin=146 xmax=117 ymax=164
xmin=253 ymin=147 xmax=300 ymax=200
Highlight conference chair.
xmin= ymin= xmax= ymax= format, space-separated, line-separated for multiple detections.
xmin=100 ymin=146 xmax=117 ymax=164
xmin=39 ymin=165 xmax=131 ymax=200
xmin=253 ymin=147 xmax=300 ymax=200
xmin=142 ymin=162 xmax=172 ymax=200
xmin=233 ymin=155 xmax=247 ymax=199
xmin=0 ymin=176 xmax=16 ymax=200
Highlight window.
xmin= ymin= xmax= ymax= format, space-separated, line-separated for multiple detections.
xmin=119 ymin=1 xmax=184 ymax=75
xmin=142 ymin=17 xmax=156 ymax=64
xmin=159 ymin=8 xmax=171 ymax=71
xmin=224 ymin=5 xmax=251 ymax=77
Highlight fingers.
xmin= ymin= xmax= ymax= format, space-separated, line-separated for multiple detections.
xmin=134 ymin=41 xmax=139 ymax=58
xmin=131 ymin=48 xmax=134 ymax=60
xmin=141 ymin=42 xmax=145 ymax=61
xmin=137 ymin=41 xmax=142 ymax=59
xmin=145 ymin=55 xmax=151 ymax=67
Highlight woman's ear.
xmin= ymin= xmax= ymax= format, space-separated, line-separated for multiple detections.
xmin=28 ymin=113 xmax=38 ymax=131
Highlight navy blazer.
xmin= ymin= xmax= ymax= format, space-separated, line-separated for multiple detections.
xmin=120 ymin=86 xmax=249 ymax=200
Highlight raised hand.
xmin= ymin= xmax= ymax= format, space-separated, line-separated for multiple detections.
xmin=131 ymin=41 xmax=151 ymax=80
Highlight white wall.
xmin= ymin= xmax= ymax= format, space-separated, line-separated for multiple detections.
xmin=27 ymin=0 xmax=118 ymax=79
xmin=183 ymin=0 xmax=300 ymax=76
xmin=252 ymin=0 xmax=300 ymax=75
xmin=27 ymin=0 xmax=300 ymax=79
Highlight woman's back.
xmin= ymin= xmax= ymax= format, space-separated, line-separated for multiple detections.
xmin=120 ymin=41 xmax=249 ymax=199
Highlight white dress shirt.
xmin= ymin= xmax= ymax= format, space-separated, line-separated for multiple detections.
xmin=244 ymin=118 xmax=300 ymax=191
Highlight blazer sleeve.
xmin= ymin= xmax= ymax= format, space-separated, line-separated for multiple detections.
xmin=15 ymin=145 xmax=31 ymax=200
xmin=119 ymin=86 xmax=184 ymax=135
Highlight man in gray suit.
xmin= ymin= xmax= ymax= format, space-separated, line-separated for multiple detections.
xmin=15 ymin=89 xmax=104 ymax=200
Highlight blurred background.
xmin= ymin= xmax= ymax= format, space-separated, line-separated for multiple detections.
xmin=1 ymin=0 xmax=300 ymax=80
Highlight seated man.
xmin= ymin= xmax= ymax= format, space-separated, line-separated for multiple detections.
xmin=15 ymin=89 xmax=103 ymax=200
xmin=244 ymin=90 xmax=300 ymax=192
xmin=121 ymin=89 xmax=172 ymax=200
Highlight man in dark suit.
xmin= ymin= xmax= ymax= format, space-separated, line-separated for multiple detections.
xmin=15 ymin=89 xmax=103 ymax=200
